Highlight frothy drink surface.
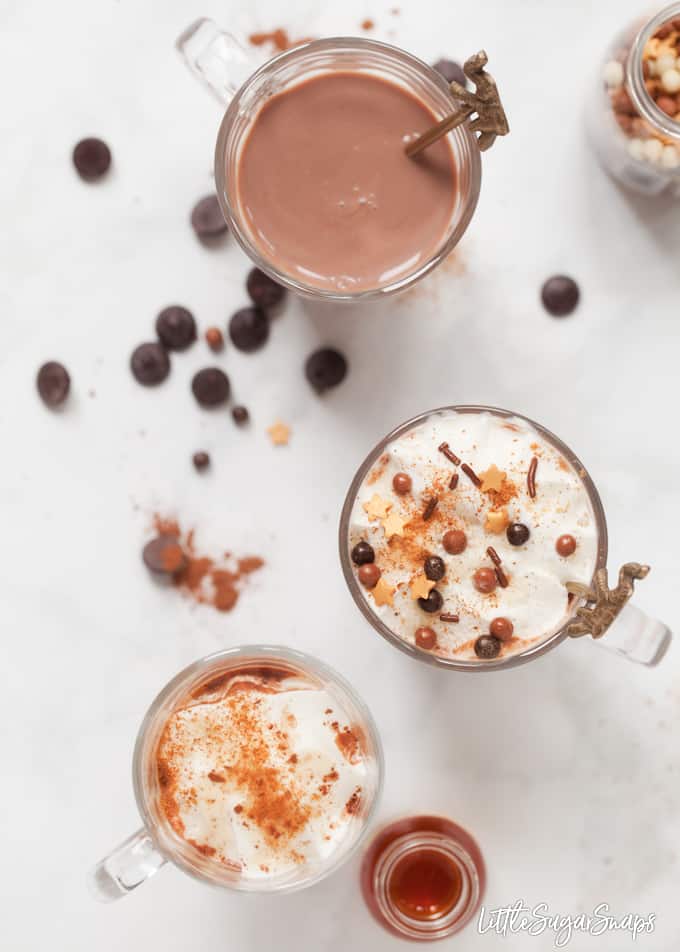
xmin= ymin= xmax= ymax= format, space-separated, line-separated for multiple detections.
xmin=236 ymin=72 xmax=456 ymax=292
xmin=156 ymin=663 xmax=368 ymax=879
xmin=347 ymin=411 xmax=600 ymax=662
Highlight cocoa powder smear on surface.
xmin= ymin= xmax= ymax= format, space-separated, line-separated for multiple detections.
xmin=152 ymin=515 xmax=263 ymax=611
xmin=248 ymin=29 xmax=311 ymax=51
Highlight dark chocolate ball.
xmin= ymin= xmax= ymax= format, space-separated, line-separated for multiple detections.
xmin=191 ymin=367 xmax=230 ymax=407
xmin=424 ymin=556 xmax=446 ymax=581
xmin=305 ymin=348 xmax=348 ymax=394
xmin=418 ymin=589 xmax=443 ymax=613
xmin=130 ymin=342 xmax=170 ymax=386
xmin=506 ymin=523 xmax=530 ymax=546
xmin=351 ymin=541 xmax=375 ymax=565
xmin=541 ymin=275 xmax=580 ymax=317
xmin=37 ymin=361 xmax=70 ymax=407
xmin=474 ymin=635 xmax=501 ymax=659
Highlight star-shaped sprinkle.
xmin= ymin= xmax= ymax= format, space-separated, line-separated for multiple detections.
xmin=410 ymin=574 xmax=436 ymax=600
xmin=371 ymin=577 xmax=395 ymax=607
xmin=485 ymin=507 xmax=510 ymax=534
xmin=363 ymin=494 xmax=392 ymax=521
xmin=267 ymin=421 xmax=291 ymax=446
xmin=480 ymin=464 xmax=506 ymax=493
xmin=382 ymin=512 xmax=407 ymax=538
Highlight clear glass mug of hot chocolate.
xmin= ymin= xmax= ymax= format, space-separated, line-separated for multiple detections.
xmin=339 ymin=406 xmax=672 ymax=670
xmin=91 ymin=646 xmax=383 ymax=899
xmin=177 ymin=19 xmax=484 ymax=301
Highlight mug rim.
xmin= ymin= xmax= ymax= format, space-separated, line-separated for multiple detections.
xmin=132 ymin=644 xmax=385 ymax=892
xmin=213 ymin=36 xmax=482 ymax=302
xmin=338 ymin=405 xmax=609 ymax=672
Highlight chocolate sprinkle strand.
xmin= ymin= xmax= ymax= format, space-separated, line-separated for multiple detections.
xmin=486 ymin=546 xmax=502 ymax=567
xmin=461 ymin=463 xmax=481 ymax=488
xmin=438 ymin=442 xmax=461 ymax=466
xmin=422 ymin=496 xmax=439 ymax=521
xmin=495 ymin=565 xmax=509 ymax=588
xmin=439 ymin=612 xmax=460 ymax=623
xmin=527 ymin=456 xmax=538 ymax=499
xmin=449 ymin=472 xmax=459 ymax=490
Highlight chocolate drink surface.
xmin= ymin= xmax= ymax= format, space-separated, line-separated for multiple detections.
xmin=236 ymin=71 xmax=457 ymax=292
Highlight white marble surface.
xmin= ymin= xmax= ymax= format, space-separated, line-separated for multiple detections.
xmin=1 ymin=0 xmax=679 ymax=949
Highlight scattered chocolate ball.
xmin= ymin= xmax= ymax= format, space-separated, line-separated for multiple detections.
xmin=36 ymin=361 xmax=70 ymax=408
xmin=418 ymin=589 xmax=443 ymax=613
xmin=142 ymin=536 xmax=186 ymax=576
xmin=424 ymin=556 xmax=446 ymax=581
xmin=130 ymin=342 xmax=170 ymax=386
xmin=490 ymin=617 xmax=514 ymax=642
xmin=473 ymin=568 xmax=497 ymax=594
xmin=155 ymin=306 xmax=197 ymax=351
xmin=191 ymin=367 xmax=230 ymax=407
xmin=192 ymin=451 xmax=210 ymax=471
xmin=507 ymin=522 xmax=530 ymax=546
xmin=392 ymin=472 xmax=412 ymax=495
xmin=432 ymin=59 xmax=467 ymax=87
xmin=72 ymin=137 xmax=111 ymax=181
xmin=556 ymin=534 xmax=577 ymax=557
xmin=474 ymin=635 xmax=501 ymax=660
xmin=246 ymin=268 xmax=286 ymax=310
xmin=358 ymin=563 xmax=381 ymax=589
xmin=305 ymin=347 xmax=348 ymax=394
xmin=415 ymin=627 xmax=437 ymax=650
xmin=229 ymin=307 xmax=270 ymax=353
xmin=205 ymin=327 xmax=224 ymax=352
xmin=541 ymin=275 xmax=580 ymax=317
xmin=443 ymin=529 xmax=467 ymax=555
xmin=232 ymin=405 xmax=249 ymax=425
xmin=191 ymin=194 xmax=228 ymax=239
xmin=351 ymin=541 xmax=375 ymax=565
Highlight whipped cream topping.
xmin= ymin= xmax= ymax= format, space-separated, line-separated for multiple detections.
xmin=156 ymin=665 xmax=368 ymax=880
xmin=347 ymin=410 xmax=600 ymax=661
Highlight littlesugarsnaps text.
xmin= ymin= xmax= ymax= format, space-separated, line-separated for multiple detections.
xmin=478 ymin=900 xmax=656 ymax=947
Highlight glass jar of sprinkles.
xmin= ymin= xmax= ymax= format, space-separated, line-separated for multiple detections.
xmin=587 ymin=3 xmax=680 ymax=194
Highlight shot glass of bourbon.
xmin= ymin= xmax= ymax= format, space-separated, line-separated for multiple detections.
xmin=360 ymin=815 xmax=486 ymax=940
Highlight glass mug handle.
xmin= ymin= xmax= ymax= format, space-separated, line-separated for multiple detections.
xmin=89 ymin=828 xmax=166 ymax=901
xmin=176 ymin=18 xmax=254 ymax=106
xmin=591 ymin=602 xmax=671 ymax=666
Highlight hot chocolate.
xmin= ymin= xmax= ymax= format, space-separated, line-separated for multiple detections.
xmin=156 ymin=660 xmax=370 ymax=880
xmin=235 ymin=71 xmax=457 ymax=292
xmin=344 ymin=409 xmax=600 ymax=663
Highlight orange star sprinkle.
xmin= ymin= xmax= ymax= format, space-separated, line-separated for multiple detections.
xmin=267 ymin=421 xmax=291 ymax=446
xmin=382 ymin=512 xmax=407 ymax=538
xmin=371 ymin=577 xmax=395 ymax=607
xmin=363 ymin=494 xmax=392 ymax=521
xmin=485 ymin=507 xmax=510 ymax=534
xmin=479 ymin=464 xmax=506 ymax=493
xmin=410 ymin=574 xmax=436 ymax=600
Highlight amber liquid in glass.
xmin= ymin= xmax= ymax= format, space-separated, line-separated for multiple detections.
xmin=361 ymin=815 xmax=485 ymax=940
xmin=388 ymin=847 xmax=463 ymax=921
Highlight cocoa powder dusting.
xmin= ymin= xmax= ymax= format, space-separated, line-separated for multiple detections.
xmin=150 ymin=515 xmax=263 ymax=612
xmin=221 ymin=692 xmax=311 ymax=850
xmin=345 ymin=787 xmax=362 ymax=815
xmin=333 ymin=724 xmax=364 ymax=764
xmin=485 ymin=477 xmax=517 ymax=510
xmin=248 ymin=29 xmax=312 ymax=51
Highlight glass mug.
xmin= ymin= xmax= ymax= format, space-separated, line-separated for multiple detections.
xmin=339 ymin=405 xmax=672 ymax=671
xmin=177 ymin=19 xmax=482 ymax=302
xmin=91 ymin=646 xmax=384 ymax=900
xmin=586 ymin=2 xmax=680 ymax=195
